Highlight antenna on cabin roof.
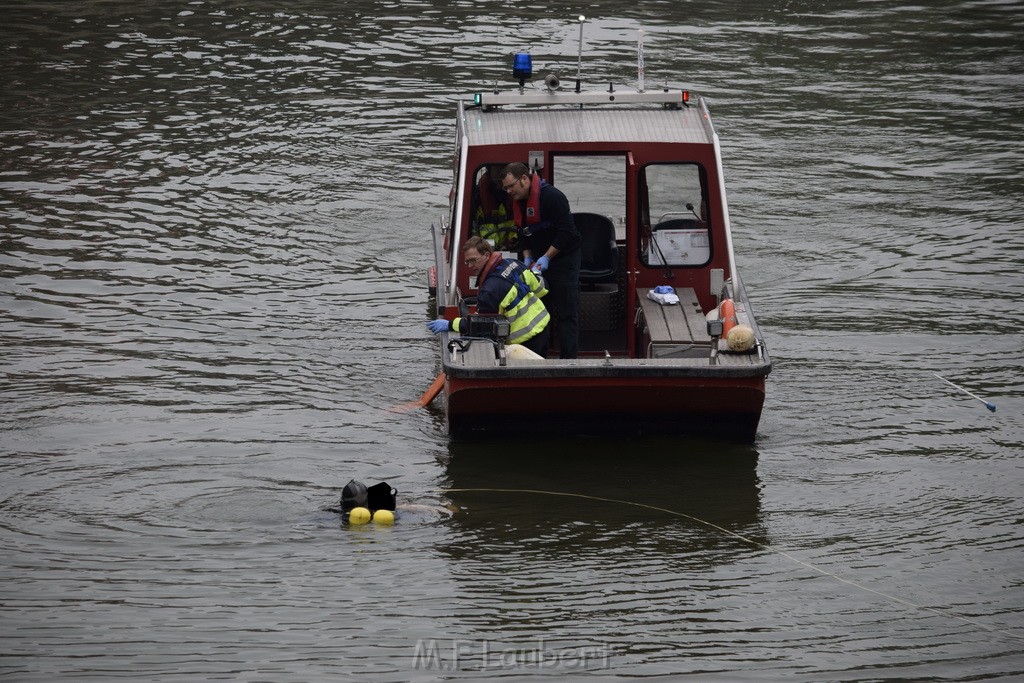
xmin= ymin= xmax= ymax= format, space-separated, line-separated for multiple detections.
xmin=491 ymin=51 xmax=504 ymax=94
xmin=575 ymin=15 xmax=586 ymax=93
xmin=637 ymin=28 xmax=645 ymax=93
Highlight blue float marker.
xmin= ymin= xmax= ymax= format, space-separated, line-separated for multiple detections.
xmin=934 ymin=373 xmax=997 ymax=412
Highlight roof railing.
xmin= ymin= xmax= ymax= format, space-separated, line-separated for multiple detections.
xmin=471 ymin=89 xmax=687 ymax=110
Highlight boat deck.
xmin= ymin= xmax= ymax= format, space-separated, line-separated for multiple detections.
xmin=447 ymin=346 xmax=763 ymax=371
xmin=444 ymin=288 xmax=765 ymax=379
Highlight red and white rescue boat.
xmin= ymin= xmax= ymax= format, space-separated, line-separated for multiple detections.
xmin=426 ymin=39 xmax=772 ymax=441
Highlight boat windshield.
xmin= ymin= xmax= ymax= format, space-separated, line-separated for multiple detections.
xmin=640 ymin=163 xmax=711 ymax=268
xmin=550 ymin=154 xmax=627 ymax=241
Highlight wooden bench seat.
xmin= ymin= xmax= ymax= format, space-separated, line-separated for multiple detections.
xmin=636 ymin=287 xmax=712 ymax=358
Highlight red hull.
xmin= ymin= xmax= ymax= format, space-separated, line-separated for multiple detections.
xmin=445 ymin=374 xmax=766 ymax=441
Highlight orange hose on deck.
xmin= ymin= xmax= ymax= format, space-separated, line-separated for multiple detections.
xmin=386 ymin=373 xmax=446 ymax=413
xmin=417 ymin=373 xmax=446 ymax=408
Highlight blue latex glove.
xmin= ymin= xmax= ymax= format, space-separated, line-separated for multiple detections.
xmin=523 ymin=256 xmax=534 ymax=268
xmin=532 ymin=255 xmax=550 ymax=274
xmin=426 ymin=319 xmax=450 ymax=334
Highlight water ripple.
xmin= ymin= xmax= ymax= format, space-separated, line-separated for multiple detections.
xmin=3 ymin=1 xmax=1023 ymax=680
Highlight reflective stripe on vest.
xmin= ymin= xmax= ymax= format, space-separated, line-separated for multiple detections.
xmin=476 ymin=203 xmax=516 ymax=244
xmin=497 ymin=262 xmax=549 ymax=344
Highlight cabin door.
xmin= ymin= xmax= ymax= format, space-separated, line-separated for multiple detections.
xmin=549 ymin=154 xmax=628 ymax=355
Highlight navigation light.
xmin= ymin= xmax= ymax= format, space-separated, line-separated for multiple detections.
xmin=512 ymin=52 xmax=532 ymax=84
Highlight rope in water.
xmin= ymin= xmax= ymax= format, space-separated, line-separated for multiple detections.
xmin=442 ymin=487 xmax=1023 ymax=641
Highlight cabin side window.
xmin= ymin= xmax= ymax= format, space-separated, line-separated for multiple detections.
xmin=639 ymin=163 xmax=711 ymax=268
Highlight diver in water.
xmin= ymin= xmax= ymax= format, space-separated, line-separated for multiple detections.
xmin=325 ymin=479 xmax=396 ymax=515
xmin=325 ymin=480 xmax=453 ymax=523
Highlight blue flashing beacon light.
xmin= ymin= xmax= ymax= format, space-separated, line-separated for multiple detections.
xmin=512 ymin=52 xmax=532 ymax=84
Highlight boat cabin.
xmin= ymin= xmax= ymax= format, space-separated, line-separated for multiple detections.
xmin=439 ymin=89 xmax=742 ymax=359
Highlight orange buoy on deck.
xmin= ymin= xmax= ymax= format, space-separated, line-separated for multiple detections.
xmin=720 ymin=298 xmax=737 ymax=336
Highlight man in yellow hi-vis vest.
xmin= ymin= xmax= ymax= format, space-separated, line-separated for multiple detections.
xmin=427 ymin=236 xmax=550 ymax=358
xmin=473 ymin=166 xmax=517 ymax=249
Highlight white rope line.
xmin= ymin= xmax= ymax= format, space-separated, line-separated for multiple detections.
xmin=442 ymin=487 xmax=1024 ymax=641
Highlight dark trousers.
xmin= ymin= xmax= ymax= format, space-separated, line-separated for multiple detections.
xmin=542 ymin=249 xmax=581 ymax=359
xmin=521 ymin=325 xmax=550 ymax=358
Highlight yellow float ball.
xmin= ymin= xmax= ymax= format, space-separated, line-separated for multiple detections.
xmin=372 ymin=509 xmax=395 ymax=526
xmin=348 ymin=507 xmax=371 ymax=525
xmin=726 ymin=324 xmax=755 ymax=352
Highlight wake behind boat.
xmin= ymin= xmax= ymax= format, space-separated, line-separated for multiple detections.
xmin=426 ymin=25 xmax=772 ymax=441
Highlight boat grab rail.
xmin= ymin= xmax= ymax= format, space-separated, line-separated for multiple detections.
xmin=447 ymin=103 xmax=472 ymax=306
xmin=429 ymin=221 xmax=447 ymax=315
xmin=703 ymin=97 xmax=742 ymax=301
xmin=471 ymin=89 xmax=686 ymax=110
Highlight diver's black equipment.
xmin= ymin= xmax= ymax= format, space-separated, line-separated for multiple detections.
xmin=367 ymin=482 xmax=398 ymax=512
xmin=341 ymin=479 xmax=368 ymax=512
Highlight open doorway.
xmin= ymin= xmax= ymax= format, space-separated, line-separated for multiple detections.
xmin=552 ymin=154 xmax=629 ymax=355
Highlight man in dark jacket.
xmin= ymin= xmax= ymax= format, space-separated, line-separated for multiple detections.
xmin=427 ymin=236 xmax=551 ymax=358
xmin=500 ymin=162 xmax=581 ymax=359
